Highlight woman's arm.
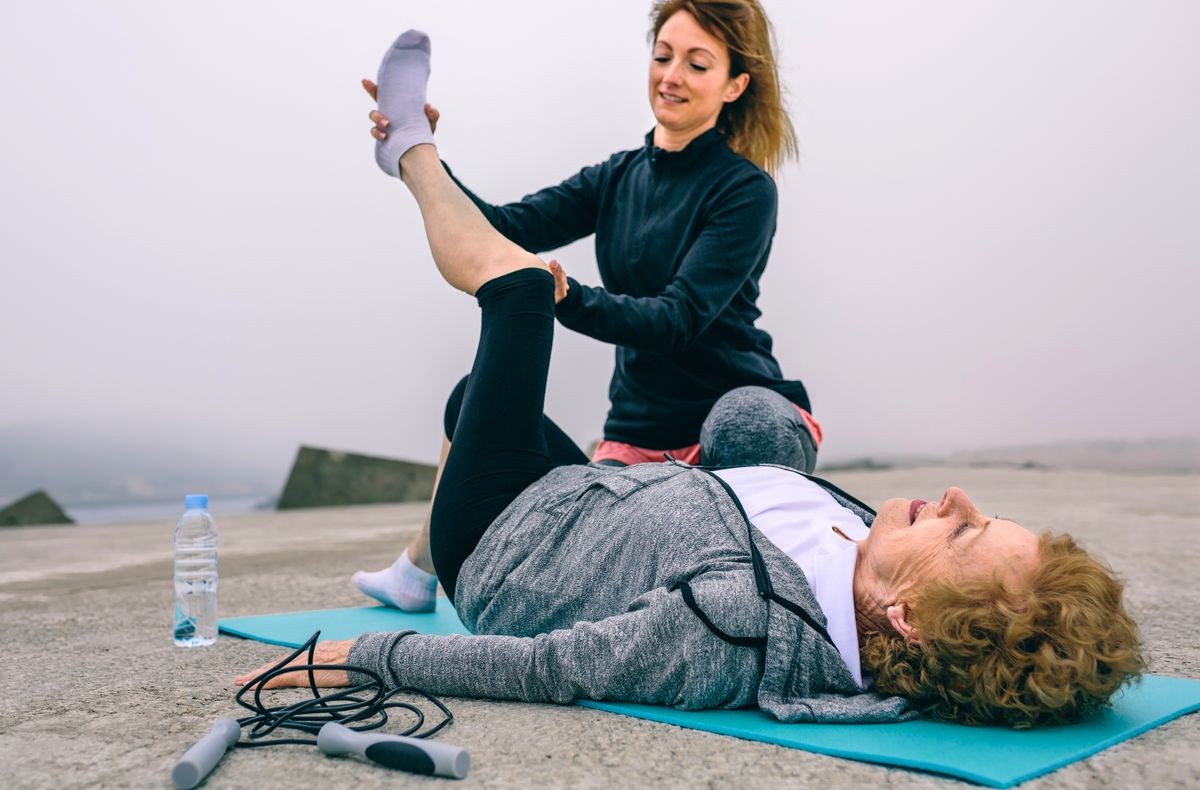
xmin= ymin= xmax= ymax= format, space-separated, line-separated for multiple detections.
xmin=555 ymin=173 xmax=777 ymax=354
xmin=347 ymin=588 xmax=761 ymax=708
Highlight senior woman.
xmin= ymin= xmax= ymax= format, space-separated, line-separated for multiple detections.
xmin=352 ymin=0 xmax=821 ymax=613
xmin=239 ymin=43 xmax=1144 ymax=726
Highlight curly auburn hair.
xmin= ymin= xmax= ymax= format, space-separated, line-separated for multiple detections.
xmin=650 ymin=0 xmax=798 ymax=174
xmin=861 ymin=532 xmax=1145 ymax=728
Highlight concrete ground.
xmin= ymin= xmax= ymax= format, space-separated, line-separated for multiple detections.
xmin=1 ymin=466 xmax=1197 ymax=789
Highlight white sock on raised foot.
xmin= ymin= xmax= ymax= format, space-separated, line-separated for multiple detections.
xmin=352 ymin=551 xmax=437 ymax=612
xmin=374 ymin=29 xmax=436 ymax=177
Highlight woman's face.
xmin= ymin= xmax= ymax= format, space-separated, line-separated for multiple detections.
xmin=648 ymin=11 xmax=749 ymax=139
xmin=861 ymin=487 xmax=1040 ymax=599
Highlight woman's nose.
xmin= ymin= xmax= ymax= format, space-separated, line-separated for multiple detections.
xmin=936 ymin=487 xmax=976 ymax=518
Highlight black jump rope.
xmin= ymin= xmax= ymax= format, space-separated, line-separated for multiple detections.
xmin=172 ymin=631 xmax=469 ymax=788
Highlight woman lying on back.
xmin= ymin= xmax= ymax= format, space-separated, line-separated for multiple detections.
xmin=238 ymin=30 xmax=1144 ymax=728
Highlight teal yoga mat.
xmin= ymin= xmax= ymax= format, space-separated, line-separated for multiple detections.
xmin=221 ymin=601 xmax=1200 ymax=788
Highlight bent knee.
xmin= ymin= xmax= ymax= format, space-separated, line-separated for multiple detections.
xmin=700 ymin=386 xmax=816 ymax=471
xmin=469 ymin=250 xmax=548 ymax=295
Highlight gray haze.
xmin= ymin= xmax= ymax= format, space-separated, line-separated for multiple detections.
xmin=2 ymin=1 xmax=1198 ymax=498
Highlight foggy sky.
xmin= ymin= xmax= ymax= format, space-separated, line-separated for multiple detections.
xmin=1 ymin=0 xmax=1197 ymax=479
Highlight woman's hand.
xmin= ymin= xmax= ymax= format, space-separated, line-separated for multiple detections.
xmin=362 ymin=78 xmax=439 ymax=141
xmin=549 ymin=260 xmax=570 ymax=304
xmin=234 ymin=639 xmax=357 ymax=689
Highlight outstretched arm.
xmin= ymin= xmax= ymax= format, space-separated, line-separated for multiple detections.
xmin=348 ymin=588 xmax=761 ymax=708
xmin=233 ymin=588 xmax=760 ymax=708
xmin=556 ymin=173 xmax=778 ymax=353
xmin=443 ymin=163 xmax=605 ymax=254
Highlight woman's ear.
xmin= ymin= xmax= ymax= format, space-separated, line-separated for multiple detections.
xmin=724 ymin=72 xmax=750 ymax=103
xmin=886 ymin=603 xmax=921 ymax=645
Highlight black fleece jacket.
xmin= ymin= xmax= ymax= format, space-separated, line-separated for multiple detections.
xmin=448 ymin=128 xmax=809 ymax=448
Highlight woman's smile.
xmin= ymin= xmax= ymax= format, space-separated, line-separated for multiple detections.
xmin=648 ymin=10 xmax=748 ymax=149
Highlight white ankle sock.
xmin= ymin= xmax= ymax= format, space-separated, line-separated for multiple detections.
xmin=352 ymin=551 xmax=437 ymax=612
xmin=374 ymin=29 xmax=436 ymax=177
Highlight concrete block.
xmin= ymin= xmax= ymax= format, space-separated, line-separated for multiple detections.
xmin=0 ymin=489 xmax=74 ymax=526
xmin=277 ymin=445 xmax=436 ymax=509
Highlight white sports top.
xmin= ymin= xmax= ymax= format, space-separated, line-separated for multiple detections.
xmin=713 ymin=466 xmax=869 ymax=688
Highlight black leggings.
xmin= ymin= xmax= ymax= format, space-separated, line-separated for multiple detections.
xmin=428 ymin=269 xmax=588 ymax=601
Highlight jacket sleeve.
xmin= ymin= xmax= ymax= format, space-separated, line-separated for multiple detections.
xmin=444 ymin=161 xmax=604 ymax=254
xmin=763 ymin=692 xmax=919 ymax=724
xmin=346 ymin=587 xmax=761 ymax=709
xmin=554 ymin=172 xmax=777 ymax=353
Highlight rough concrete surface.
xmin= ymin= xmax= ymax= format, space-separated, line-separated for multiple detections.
xmin=1 ymin=467 xmax=1197 ymax=789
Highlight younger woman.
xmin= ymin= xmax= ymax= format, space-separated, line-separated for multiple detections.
xmin=356 ymin=0 xmax=820 ymax=612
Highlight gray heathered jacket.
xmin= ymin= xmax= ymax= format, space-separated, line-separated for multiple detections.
xmin=348 ymin=462 xmax=917 ymax=723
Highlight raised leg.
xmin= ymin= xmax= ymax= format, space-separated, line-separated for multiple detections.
xmin=361 ymin=31 xmax=572 ymax=603
xmin=398 ymin=146 xmax=547 ymax=293
xmin=425 ymin=270 xmax=561 ymax=602
xmin=371 ymin=28 xmax=546 ymax=292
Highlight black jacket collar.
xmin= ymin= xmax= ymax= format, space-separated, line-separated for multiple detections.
xmin=643 ymin=127 xmax=726 ymax=168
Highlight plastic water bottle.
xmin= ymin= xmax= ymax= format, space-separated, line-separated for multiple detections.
xmin=173 ymin=494 xmax=219 ymax=647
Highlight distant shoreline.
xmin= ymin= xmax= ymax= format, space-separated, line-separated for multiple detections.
xmin=817 ymin=459 xmax=1198 ymax=475
xmin=818 ymin=437 xmax=1200 ymax=476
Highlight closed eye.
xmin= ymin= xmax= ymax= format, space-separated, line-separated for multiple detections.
xmin=950 ymin=522 xmax=971 ymax=542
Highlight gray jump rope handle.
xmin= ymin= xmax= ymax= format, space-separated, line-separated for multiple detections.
xmin=318 ymin=721 xmax=470 ymax=779
xmin=172 ymin=717 xmax=241 ymax=789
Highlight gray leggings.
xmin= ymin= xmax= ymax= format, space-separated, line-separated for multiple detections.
xmin=699 ymin=386 xmax=818 ymax=473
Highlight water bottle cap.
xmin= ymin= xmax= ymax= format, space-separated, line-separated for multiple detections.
xmin=184 ymin=494 xmax=209 ymax=510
